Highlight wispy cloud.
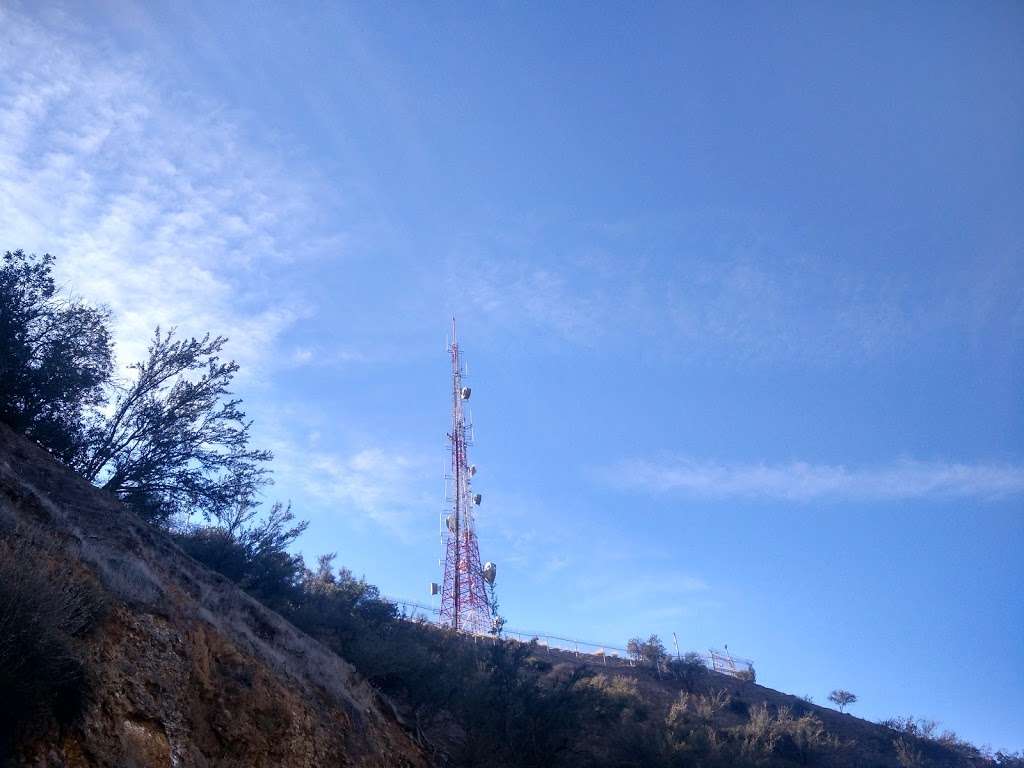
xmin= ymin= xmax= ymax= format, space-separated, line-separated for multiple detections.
xmin=606 ymin=457 xmax=1024 ymax=501
xmin=449 ymin=210 xmax=1022 ymax=361
xmin=0 ymin=7 xmax=330 ymax=375
xmin=452 ymin=254 xmax=604 ymax=344
xmin=570 ymin=569 xmax=714 ymax=623
xmin=269 ymin=436 xmax=436 ymax=539
xmin=665 ymin=253 xmax=913 ymax=362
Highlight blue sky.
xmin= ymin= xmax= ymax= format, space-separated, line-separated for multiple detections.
xmin=2 ymin=0 xmax=1022 ymax=751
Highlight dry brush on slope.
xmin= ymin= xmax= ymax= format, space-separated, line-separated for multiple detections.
xmin=0 ymin=421 xmax=427 ymax=768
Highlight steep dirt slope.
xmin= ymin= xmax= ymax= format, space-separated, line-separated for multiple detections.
xmin=0 ymin=422 xmax=428 ymax=768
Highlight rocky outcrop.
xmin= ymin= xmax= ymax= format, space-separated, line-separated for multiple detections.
xmin=0 ymin=423 xmax=428 ymax=768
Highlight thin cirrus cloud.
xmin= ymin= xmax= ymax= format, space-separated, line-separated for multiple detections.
xmin=607 ymin=458 xmax=1024 ymax=501
xmin=0 ymin=7 xmax=330 ymax=375
xmin=269 ymin=440 xmax=437 ymax=541
xmin=448 ymin=211 xmax=1022 ymax=362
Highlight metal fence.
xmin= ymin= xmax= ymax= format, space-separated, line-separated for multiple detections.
xmin=387 ymin=595 xmax=754 ymax=676
xmin=501 ymin=627 xmax=633 ymax=665
xmin=706 ymin=648 xmax=755 ymax=678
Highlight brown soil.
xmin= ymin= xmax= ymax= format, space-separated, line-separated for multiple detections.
xmin=0 ymin=422 xmax=428 ymax=768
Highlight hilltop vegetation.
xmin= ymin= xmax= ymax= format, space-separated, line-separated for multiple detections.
xmin=1 ymin=249 xmax=1021 ymax=767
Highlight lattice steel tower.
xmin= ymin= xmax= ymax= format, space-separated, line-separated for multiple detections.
xmin=439 ymin=319 xmax=494 ymax=633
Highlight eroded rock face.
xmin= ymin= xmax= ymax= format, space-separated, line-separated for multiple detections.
xmin=120 ymin=718 xmax=170 ymax=768
xmin=0 ymin=423 xmax=428 ymax=768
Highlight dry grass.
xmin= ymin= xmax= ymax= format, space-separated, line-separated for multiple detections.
xmin=0 ymin=523 xmax=105 ymax=757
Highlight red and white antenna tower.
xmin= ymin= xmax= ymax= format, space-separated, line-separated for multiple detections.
xmin=439 ymin=318 xmax=494 ymax=633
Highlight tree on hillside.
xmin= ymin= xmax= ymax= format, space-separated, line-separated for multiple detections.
xmin=626 ymin=634 xmax=669 ymax=674
xmin=0 ymin=250 xmax=113 ymax=459
xmin=627 ymin=637 xmax=643 ymax=664
xmin=73 ymin=328 xmax=271 ymax=526
xmin=289 ymin=553 xmax=398 ymax=641
xmin=829 ymin=689 xmax=857 ymax=713
xmin=641 ymin=634 xmax=668 ymax=668
xmin=176 ymin=500 xmax=307 ymax=611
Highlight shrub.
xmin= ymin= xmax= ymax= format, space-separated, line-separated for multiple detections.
xmin=670 ymin=651 xmax=707 ymax=692
xmin=781 ymin=709 xmax=840 ymax=765
xmin=880 ymin=715 xmax=1018 ymax=764
xmin=894 ymin=737 xmax=926 ymax=768
xmin=738 ymin=702 xmax=780 ymax=759
xmin=680 ymin=650 xmax=705 ymax=666
xmin=692 ymin=690 xmax=729 ymax=722
xmin=176 ymin=501 xmax=307 ymax=612
xmin=728 ymin=695 xmax=750 ymax=716
xmin=879 ymin=716 xmax=938 ymax=740
xmin=0 ymin=527 xmax=105 ymax=758
xmin=577 ymin=674 xmax=646 ymax=722
xmin=176 ymin=525 xmax=250 ymax=582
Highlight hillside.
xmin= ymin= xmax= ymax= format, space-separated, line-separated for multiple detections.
xmin=533 ymin=644 xmax=991 ymax=768
xmin=0 ymin=420 xmax=1016 ymax=768
xmin=0 ymin=422 xmax=427 ymax=767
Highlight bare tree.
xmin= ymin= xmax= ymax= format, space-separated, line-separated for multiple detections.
xmin=74 ymin=328 xmax=271 ymax=526
xmin=829 ymin=689 xmax=857 ymax=713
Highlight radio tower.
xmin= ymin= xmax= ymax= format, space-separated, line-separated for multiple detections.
xmin=439 ymin=318 xmax=494 ymax=633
